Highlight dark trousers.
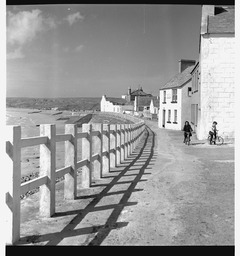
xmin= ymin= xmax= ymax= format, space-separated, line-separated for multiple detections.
xmin=210 ymin=131 xmax=216 ymax=143
xmin=184 ymin=132 xmax=191 ymax=142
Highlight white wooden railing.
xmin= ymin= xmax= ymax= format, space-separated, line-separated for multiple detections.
xmin=5 ymin=115 xmax=145 ymax=244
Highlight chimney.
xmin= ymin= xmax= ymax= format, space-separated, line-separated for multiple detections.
xmin=201 ymin=5 xmax=215 ymax=34
xmin=178 ymin=59 xmax=196 ymax=73
xmin=128 ymin=87 xmax=131 ymax=95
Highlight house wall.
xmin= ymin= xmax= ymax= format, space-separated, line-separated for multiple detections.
xmin=198 ymin=34 xmax=235 ymax=140
xmin=181 ymin=81 xmax=192 ymax=129
xmin=190 ymin=64 xmax=201 ymax=135
xmin=158 ymin=88 xmax=182 ymax=130
xmin=101 ymin=96 xmax=122 ymax=113
xmin=150 ymin=100 xmax=158 ymax=114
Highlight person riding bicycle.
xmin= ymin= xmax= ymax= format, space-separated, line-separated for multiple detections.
xmin=209 ymin=121 xmax=218 ymax=145
xmin=182 ymin=121 xmax=193 ymax=143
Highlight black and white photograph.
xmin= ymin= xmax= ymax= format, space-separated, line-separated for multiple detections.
xmin=2 ymin=0 xmax=238 ymax=252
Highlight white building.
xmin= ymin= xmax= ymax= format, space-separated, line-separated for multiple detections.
xmin=100 ymin=95 xmax=133 ymax=114
xmin=191 ymin=5 xmax=235 ymax=140
xmin=158 ymin=60 xmax=195 ymax=130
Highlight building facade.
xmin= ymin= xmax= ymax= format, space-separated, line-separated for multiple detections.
xmin=100 ymin=95 xmax=134 ymax=114
xmin=122 ymin=87 xmax=153 ymax=102
xmin=191 ymin=5 xmax=235 ymax=140
xmin=158 ymin=60 xmax=195 ymax=130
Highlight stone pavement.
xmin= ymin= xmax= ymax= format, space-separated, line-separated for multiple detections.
xmin=17 ymin=120 xmax=234 ymax=245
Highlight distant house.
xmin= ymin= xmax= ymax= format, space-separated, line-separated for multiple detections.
xmin=122 ymin=86 xmax=153 ymax=102
xmin=134 ymin=96 xmax=159 ymax=118
xmin=158 ymin=59 xmax=195 ymax=130
xmin=191 ymin=5 xmax=235 ymax=140
xmin=100 ymin=95 xmax=134 ymax=114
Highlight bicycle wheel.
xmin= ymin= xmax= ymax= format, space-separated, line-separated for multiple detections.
xmin=185 ymin=135 xmax=190 ymax=145
xmin=208 ymin=135 xmax=212 ymax=144
xmin=216 ymin=136 xmax=224 ymax=145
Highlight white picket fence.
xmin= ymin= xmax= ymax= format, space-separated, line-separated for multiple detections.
xmin=5 ymin=115 xmax=145 ymax=244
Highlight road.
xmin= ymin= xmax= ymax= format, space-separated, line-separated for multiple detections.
xmin=18 ymin=120 xmax=234 ymax=245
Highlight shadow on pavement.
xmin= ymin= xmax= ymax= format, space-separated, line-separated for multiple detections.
xmin=18 ymin=125 xmax=156 ymax=246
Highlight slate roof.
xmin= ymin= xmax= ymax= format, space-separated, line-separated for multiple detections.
xmin=137 ymin=96 xmax=159 ymax=108
xmin=160 ymin=65 xmax=194 ymax=90
xmin=131 ymin=88 xmax=152 ymax=97
xmin=208 ymin=6 xmax=234 ymax=34
xmin=106 ymin=97 xmax=133 ymax=106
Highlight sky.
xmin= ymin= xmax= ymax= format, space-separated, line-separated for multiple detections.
xmin=6 ymin=4 xmax=202 ymax=98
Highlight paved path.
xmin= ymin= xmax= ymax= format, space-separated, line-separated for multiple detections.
xmin=18 ymin=120 xmax=234 ymax=245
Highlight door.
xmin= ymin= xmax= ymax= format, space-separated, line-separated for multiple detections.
xmin=162 ymin=109 xmax=166 ymax=128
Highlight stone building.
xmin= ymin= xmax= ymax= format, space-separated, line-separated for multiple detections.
xmin=122 ymin=86 xmax=152 ymax=102
xmin=158 ymin=60 xmax=195 ymax=130
xmin=191 ymin=5 xmax=235 ymax=140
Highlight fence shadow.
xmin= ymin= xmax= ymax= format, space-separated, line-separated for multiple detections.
xmin=18 ymin=125 xmax=155 ymax=246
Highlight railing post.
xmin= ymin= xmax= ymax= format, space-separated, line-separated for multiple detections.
xmin=124 ymin=124 xmax=128 ymax=159
xmin=64 ymin=124 xmax=77 ymax=199
xmin=39 ymin=124 xmax=56 ymax=217
xmin=129 ymin=124 xmax=133 ymax=154
xmin=114 ymin=124 xmax=118 ymax=166
xmin=102 ymin=124 xmax=110 ymax=175
xmin=7 ymin=126 xmax=21 ymax=244
xmin=132 ymin=124 xmax=136 ymax=151
xmin=127 ymin=124 xmax=131 ymax=157
xmin=110 ymin=124 xmax=116 ymax=168
xmin=116 ymin=124 xmax=121 ymax=166
xmin=120 ymin=124 xmax=125 ymax=162
xmin=136 ymin=124 xmax=140 ymax=145
xmin=81 ymin=124 xmax=92 ymax=188
xmin=92 ymin=123 xmax=102 ymax=180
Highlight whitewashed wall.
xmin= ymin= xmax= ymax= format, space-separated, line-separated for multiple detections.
xmin=198 ymin=34 xmax=235 ymax=140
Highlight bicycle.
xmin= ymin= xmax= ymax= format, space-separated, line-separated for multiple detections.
xmin=184 ymin=132 xmax=191 ymax=146
xmin=208 ymin=130 xmax=224 ymax=145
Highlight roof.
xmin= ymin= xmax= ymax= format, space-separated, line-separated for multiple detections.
xmin=160 ymin=65 xmax=194 ymax=90
xmin=106 ymin=97 xmax=127 ymax=105
xmin=137 ymin=96 xmax=159 ymax=108
xmin=131 ymin=88 xmax=152 ymax=97
xmin=208 ymin=7 xmax=234 ymax=33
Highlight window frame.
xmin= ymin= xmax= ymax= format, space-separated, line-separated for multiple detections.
xmin=171 ymin=89 xmax=177 ymax=103
xmin=167 ymin=109 xmax=171 ymax=123
xmin=173 ymin=109 xmax=177 ymax=123
xmin=163 ymin=90 xmax=166 ymax=103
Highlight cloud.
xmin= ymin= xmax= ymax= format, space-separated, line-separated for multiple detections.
xmin=7 ymin=9 xmax=56 ymax=46
xmin=75 ymin=45 xmax=84 ymax=52
xmin=7 ymin=47 xmax=25 ymax=60
xmin=65 ymin=12 xmax=84 ymax=26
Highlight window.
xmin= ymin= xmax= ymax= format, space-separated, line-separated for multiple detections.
xmin=173 ymin=110 xmax=177 ymax=123
xmin=172 ymin=89 xmax=177 ymax=103
xmin=167 ymin=109 xmax=171 ymax=123
xmin=163 ymin=91 xmax=166 ymax=103
xmin=188 ymin=87 xmax=192 ymax=97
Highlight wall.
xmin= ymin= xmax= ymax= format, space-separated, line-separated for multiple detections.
xmin=101 ymin=96 xmax=122 ymax=113
xmin=149 ymin=100 xmax=158 ymax=114
xmin=198 ymin=34 xmax=235 ymax=140
xmin=181 ymin=81 xmax=192 ymax=130
xmin=158 ymin=88 xmax=182 ymax=130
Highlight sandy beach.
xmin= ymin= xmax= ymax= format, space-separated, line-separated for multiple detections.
xmin=6 ymin=108 xmax=82 ymax=178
